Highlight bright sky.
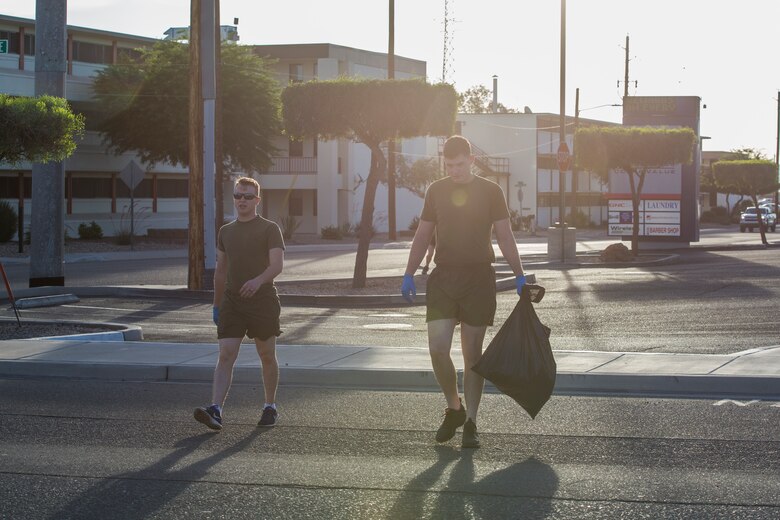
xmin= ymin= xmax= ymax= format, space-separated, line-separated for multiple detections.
xmin=6 ymin=1 xmax=780 ymax=157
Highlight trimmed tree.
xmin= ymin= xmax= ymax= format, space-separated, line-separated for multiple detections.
xmin=575 ymin=126 xmax=696 ymax=255
xmin=92 ymin=40 xmax=281 ymax=172
xmin=283 ymin=78 xmax=457 ymax=287
xmin=712 ymin=160 xmax=779 ymax=245
xmin=0 ymin=94 xmax=85 ymax=164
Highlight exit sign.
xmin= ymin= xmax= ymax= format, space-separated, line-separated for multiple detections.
xmin=0 ymin=40 xmax=8 ymax=54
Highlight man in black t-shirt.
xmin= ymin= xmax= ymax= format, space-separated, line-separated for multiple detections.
xmin=194 ymin=177 xmax=285 ymax=431
xmin=402 ymin=136 xmax=527 ymax=448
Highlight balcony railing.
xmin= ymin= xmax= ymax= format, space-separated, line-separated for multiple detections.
xmin=263 ymin=156 xmax=317 ymax=174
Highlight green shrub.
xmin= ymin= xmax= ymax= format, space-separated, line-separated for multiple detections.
xmin=114 ymin=230 xmax=133 ymax=245
xmin=565 ymin=209 xmax=594 ymax=228
xmin=509 ymin=209 xmax=522 ymax=231
xmin=340 ymin=222 xmax=354 ymax=237
xmin=0 ymin=201 xmax=18 ymax=243
xmin=320 ymin=225 xmax=343 ymax=240
xmin=78 ymin=221 xmax=104 ymax=240
xmin=277 ymin=215 xmax=301 ymax=240
xmin=711 ymin=206 xmax=728 ymax=217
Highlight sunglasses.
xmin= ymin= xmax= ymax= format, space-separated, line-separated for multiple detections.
xmin=233 ymin=193 xmax=258 ymax=200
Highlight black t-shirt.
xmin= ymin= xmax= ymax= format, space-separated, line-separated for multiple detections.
xmin=217 ymin=216 xmax=285 ymax=303
xmin=420 ymin=176 xmax=509 ymax=266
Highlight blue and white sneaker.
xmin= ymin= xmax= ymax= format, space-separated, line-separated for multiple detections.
xmin=194 ymin=404 xmax=223 ymax=430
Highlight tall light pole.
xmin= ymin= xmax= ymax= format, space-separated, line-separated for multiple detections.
xmin=557 ymin=0 xmax=567 ymax=261
xmin=386 ymin=0 xmax=397 ymax=240
xmin=30 ymin=0 xmax=67 ymax=287
xmin=188 ymin=0 xmax=217 ymax=290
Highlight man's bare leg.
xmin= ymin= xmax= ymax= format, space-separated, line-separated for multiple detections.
xmin=212 ymin=338 xmax=242 ymax=406
xmin=255 ymin=335 xmax=279 ymax=404
xmin=427 ymin=318 xmax=460 ymax=410
xmin=460 ymin=323 xmax=488 ymax=421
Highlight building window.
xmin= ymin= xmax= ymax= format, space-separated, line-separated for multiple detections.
xmin=156 ymin=178 xmax=188 ymax=198
xmin=0 ymin=31 xmax=19 ymax=54
xmin=288 ymin=191 xmax=303 ymax=216
xmin=312 ymin=190 xmax=317 ymax=216
xmin=72 ymin=40 xmax=112 ymax=64
xmin=0 ymin=176 xmax=31 ymax=198
xmin=71 ymin=177 xmax=113 ymax=198
xmin=289 ymin=63 xmax=303 ymax=83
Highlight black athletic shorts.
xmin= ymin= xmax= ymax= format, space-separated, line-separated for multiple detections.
xmin=217 ymin=287 xmax=282 ymax=341
xmin=426 ymin=264 xmax=496 ymax=326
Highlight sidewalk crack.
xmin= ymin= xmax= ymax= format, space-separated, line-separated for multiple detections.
xmin=319 ymin=347 xmax=371 ymax=368
xmin=587 ymin=353 xmax=625 ymax=373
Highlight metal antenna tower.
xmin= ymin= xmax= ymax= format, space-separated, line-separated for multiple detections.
xmin=442 ymin=0 xmax=454 ymax=83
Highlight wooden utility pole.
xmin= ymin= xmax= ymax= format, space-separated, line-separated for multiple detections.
xmin=188 ymin=0 xmax=204 ymax=289
xmin=214 ymin=0 xmax=224 ymax=242
xmin=387 ymin=0 xmax=397 ymax=240
xmin=776 ymin=90 xmax=779 ymax=206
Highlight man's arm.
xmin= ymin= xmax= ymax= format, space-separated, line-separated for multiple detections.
xmin=239 ymin=247 xmax=284 ymax=299
xmin=404 ymin=220 xmax=435 ymax=275
xmin=494 ymin=218 xmax=524 ymax=276
xmin=213 ymin=248 xmax=228 ymax=308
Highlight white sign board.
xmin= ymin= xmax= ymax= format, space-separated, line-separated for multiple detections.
xmin=608 ymin=199 xmax=681 ymax=237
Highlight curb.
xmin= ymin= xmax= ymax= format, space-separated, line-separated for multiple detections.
xmin=1 ymin=362 xmax=777 ymax=399
xmin=4 ymin=319 xmax=144 ymax=342
xmin=15 ymin=294 xmax=80 ymax=309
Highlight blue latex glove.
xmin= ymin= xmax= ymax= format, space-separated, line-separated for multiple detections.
xmin=515 ymin=274 xmax=527 ymax=296
xmin=212 ymin=306 xmax=219 ymax=326
xmin=401 ymin=274 xmax=416 ymax=303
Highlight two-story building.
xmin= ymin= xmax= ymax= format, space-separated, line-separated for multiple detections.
xmin=1 ymin=14 xmax=436 ymax=238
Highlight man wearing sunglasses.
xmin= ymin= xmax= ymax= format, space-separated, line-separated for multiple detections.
xmin=194 ymin=176 xmax=285 ymax=430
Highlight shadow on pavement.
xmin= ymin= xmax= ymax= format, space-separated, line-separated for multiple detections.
xmin=47 ymin=428 xmax=265 ymax=520
xmin=386 ymin=447 xmax=558 ymax=519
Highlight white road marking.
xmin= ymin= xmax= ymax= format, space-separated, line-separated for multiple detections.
xmin=362 ymin=323 xmax=412 ymax=330
xmin=713 ymin=399 xmax=761 ymax=407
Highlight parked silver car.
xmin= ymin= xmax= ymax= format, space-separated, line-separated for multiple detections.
xmin=739 ymin=206 xmax=777 ymax=232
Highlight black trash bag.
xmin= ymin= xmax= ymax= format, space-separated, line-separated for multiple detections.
xmin=472 ymin=284 xmax=556 ymax=419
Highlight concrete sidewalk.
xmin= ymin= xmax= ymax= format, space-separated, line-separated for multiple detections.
xmin=1 ymin=338 xmax=778 ymax=400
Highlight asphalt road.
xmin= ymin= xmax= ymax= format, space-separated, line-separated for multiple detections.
xmin=5 ymin=248 xmax=779 ymax=354
xmin=0 ymin=378 xmax=777 ymax=519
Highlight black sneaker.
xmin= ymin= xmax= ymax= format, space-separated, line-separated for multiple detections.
xmin=194 ymin=404 xmax=222 ymax=431
xmin=462 ymin=419 xmax=480 ymax=449
xmin=258 ymin=406 xmax=278 ymax=427
xmin=435 ymin=399 xmax=467 ymax=443
xmin=421 ymin=265 xmax=429 ymax=275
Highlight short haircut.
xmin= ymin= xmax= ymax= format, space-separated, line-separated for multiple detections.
xmin=442 ymin=135 xmax=472 ymax=159
xmin=235 ymin=176 xmax=260 ymax=195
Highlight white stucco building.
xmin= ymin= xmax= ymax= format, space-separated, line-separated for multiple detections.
xmin=0 ymin=14 xmax=437 ymax=238
xmin=457 ymin=112 xmax=615 ymax=229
